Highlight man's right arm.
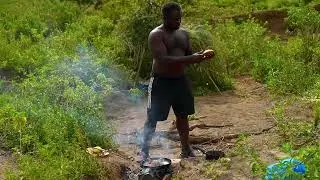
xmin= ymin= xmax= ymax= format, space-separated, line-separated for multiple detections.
xmin=148 ymin=31 xmax=204 ymax=64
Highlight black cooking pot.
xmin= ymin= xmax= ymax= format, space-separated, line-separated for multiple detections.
xmin=193 ymin=146 xmax=225 ymax=160
xmin=141 ymin=157 xmax=172 ymax=169
xmin=140 ymin=157 xmax=172 ymax=180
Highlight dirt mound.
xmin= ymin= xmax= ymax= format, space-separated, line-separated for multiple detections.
xmin=232 ymin=9 xmax=288 ymax=37
xmin=219 ymin=4 xmax=320 ymax=39
xmin=100 ymin=150 xmax=140 ymax=180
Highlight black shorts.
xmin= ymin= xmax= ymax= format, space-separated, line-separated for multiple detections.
xmin=147 ymin=74 xmax=195 ymax=122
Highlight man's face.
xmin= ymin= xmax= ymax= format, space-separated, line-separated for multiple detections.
xmin=165 ymin=9 xmax=182 ymax=30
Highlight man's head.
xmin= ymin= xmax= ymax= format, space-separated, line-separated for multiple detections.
xmin=162 ymin=2 xmax=182 ymax=30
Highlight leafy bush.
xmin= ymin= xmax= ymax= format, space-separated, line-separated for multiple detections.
xmin=0 ymin=53 xmax=122 ymax=178
xmin=0 ymin=0 xmax=82 ymax=73
xmin=287 ymin=6 xmax=320 ymax=34
xmin=116 ymin=1 xmax=162 ymax=79
xmin=267 ymin=59 xmax=316 ymax=95
xmin=184 ymin=23 xmax=233 ymax=92
xmin=212 ymin=20 xmax=266 ymax=75
xmin=6 ymin=148 xmax=105 ymax=179
xmin=271 ymin=101 xmax=320 ymax=179
xmin=250 ymin=37 xmax=283 ymax=82
xmin=295 ymin=144 xmax=320 ymax=179
xmin=209 ymin=18 xmax=318 ymax=95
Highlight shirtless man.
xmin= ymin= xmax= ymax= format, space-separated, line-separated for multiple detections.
xmin=138 ymin=2 xmax=214 ymax=160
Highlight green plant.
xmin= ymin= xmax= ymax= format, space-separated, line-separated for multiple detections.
xmin=203 ymin=158 xmax=231 ymax=179
xmin=0 ymin=0 xmax=82 ymax=73
xmin=117 ymin=1 xmax=161 ymax=78
xmin=212 ymin=20 xmax=266 ymax=75
xmin=185 ymin=23 xmax=234 ymax=92
xmin=6 ymin=146 xmax=106 ymax=179
xmin=231 ymin=134 xmax=267 ymax=177
xmin=267 ymin=59 xmax=315 ymax=95
xmin=287 ymin=6 xmax=320 ymax=34
xmin=270 ymin=99 xmax=320 ymax=179
xmin=231 ymin=135 xmax=267 ymax=177
xmin=0 ymin=52 xmax=121 ymax=178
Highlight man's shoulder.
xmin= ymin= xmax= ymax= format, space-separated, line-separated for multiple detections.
xmin=179 ymin=27 xmax=189 ymax=33
xmin=149 ymin=26 xmax=164 ymax=39
xmin=177 ymin=28 xmax=189 ymax=36
xmin=151 ymin=26 xmax=164 ymax=34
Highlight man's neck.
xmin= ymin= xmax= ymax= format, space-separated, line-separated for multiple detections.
xmin=162 ymin=24 xmax=176 ymax=32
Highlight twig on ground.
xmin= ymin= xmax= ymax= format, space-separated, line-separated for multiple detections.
xmin=159 ymin=125 xmax=276 ymax=144
xmin=166 ymin=123 xmax=233 ymax=134
xmin=189 ymin=123 xmax=233 ymax=131
xmin=205 ymin=69 xmax=222 ymax=95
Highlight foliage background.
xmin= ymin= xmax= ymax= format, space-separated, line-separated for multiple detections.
xmin=1 ymin=0 xmax=320 ymax=179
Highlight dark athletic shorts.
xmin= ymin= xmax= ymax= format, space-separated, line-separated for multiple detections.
xmin=147 ymin=73 xmax=195 ymax=122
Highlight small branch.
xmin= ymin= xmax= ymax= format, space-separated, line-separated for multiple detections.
xmin=118 ymin=123 xmax=233 ymax=136
xmin=159 ymin=125 xmax=276 ymax=144
xmin=117 ymin=125 xmax=275 ymax=145
xmin=188 ymin=115 xmax=208 ymax=120
xmin=162 ymin=123 xmax=233 ymax=134
xmin=189 ymin=123 xmax=233 ymax=131
xmin=205 ymin=69 xmax=222 ymax=95
xmin=118 ymin=132 xmax=137 ymax=136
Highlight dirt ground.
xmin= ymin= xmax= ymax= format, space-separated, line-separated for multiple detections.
xmin=110 ymin=76 xmax=286 ymax=180
xmin=0 ymin=150 xmax=11 ymax=179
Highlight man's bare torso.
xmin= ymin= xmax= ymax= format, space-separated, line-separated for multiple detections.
xmin=150 ymin=25 xmax=190 ymax=77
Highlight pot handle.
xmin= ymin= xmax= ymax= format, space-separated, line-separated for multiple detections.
xmin=192 ymin=146 xmax=206 ymax=154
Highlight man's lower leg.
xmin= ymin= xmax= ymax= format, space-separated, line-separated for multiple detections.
xmin=140 ymin=119 xmax=157 ymax=158
xmin=176 ymin=115 xmax=194 ymax=157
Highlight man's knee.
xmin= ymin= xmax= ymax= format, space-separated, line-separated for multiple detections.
xmin=175 ymin=115 xmax=189 ymax=131
xmin=176 ymin=115 xmax=188 ymax=121
xmin=143 ymin=114 xmax=157 ymax=136
xmin=144 ymin=122 xmax=156 ymax=135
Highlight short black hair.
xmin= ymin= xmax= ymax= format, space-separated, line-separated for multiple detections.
xmin=162 ymin=2 xmax=181 ymax=19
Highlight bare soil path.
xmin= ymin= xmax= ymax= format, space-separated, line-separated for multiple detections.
xmin=110 ymin=76 xmax=283 ymax=179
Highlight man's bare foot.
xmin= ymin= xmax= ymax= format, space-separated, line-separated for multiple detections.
xmin=179 ymin=146 xmax=196 ymax=159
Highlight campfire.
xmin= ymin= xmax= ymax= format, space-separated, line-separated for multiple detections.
xmin=139 ymin=157 xmax=173 ymax=180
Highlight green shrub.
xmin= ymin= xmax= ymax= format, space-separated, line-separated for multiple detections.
xmin=0 ymin=55 xmax=120 ymax=178
xmin=295 ymin=144 xmax=320 ymax=179
xmin=287 ymin=6 xmax=320 ymax=34
xmin=251 ymin=37 xmax=284 ymax=82
xmin=101 ymin=0 xmax=139 ymax=23
xmin=267 ymin=59 xmax=315 ymax=95
xmin=184 ymin=23 xmax=233 ymax=92
xmin=116 ymin=2 xmax=162 ymax=78
xmin=212 ymin=20 xmax=266 ymax=75
xmin=271 ymin=101 xmax=320 ymax=179
xmin=6 ymin=146 xmax=105 ymax=179
xmin=0 ymin=0 xmax=82 ymax=73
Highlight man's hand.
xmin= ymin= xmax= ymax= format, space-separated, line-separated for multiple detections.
xmin=192 ymin=50 xmax=205 ymax=63
xmin=202 ymin=49 xmax=215 ymax=60
xmin=193 ymin=49 xmax=215 ymax=63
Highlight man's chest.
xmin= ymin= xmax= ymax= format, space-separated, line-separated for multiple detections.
xmin=163 ymin=32 xmax=188 ymax=52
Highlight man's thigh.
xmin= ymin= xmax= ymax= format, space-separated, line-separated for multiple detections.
xmin=147 ymin=77 xmax=172 ymax=122
xmin=172 ymin=77 xmax=195 ymax=117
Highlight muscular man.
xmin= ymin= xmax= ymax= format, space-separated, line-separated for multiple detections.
xmin=138 ymin=2 xmax=214 ymax=160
